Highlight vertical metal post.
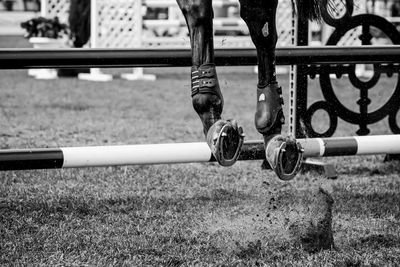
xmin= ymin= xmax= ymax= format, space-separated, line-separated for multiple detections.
xmin=295 ymin=9 xmax=309 ymax=138
xmin=78 ymin=0 xmax=113 ymax=82
xmin=91 ymin=0 xmax=97 ymax=49
xmin=288 ymin=2 xmax=298 ymax=137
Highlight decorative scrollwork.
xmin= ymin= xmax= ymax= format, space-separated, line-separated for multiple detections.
xmin=301 ymin=6 xmax=400 ymax=137
xmin=389 ymin=106 xmax=400 ymax=133
xmin=326 ymin=14 xmax=400 ymax=45
xmin=303 ymin=101 xmax=338 ymax=137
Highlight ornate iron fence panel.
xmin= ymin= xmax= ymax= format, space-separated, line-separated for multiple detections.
xmin=296 ymin=0 xmax=400 ymax=137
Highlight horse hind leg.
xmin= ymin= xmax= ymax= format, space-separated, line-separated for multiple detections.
xmin=239 ymin=0 xmax=303 ymax=180
xmin=176 ymin=0 xmax=244 ymax=166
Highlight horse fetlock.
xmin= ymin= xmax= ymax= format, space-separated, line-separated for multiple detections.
xmin=192 ymin=93 xmax=223 ymax=117
xmin=255 ymin=83 xmax=284 ymax=135
xmin=193 ymin=93 xmax=223 ymax=134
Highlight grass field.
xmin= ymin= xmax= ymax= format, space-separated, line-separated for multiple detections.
xmin=1 ymin=37 xmax=400 ymax=266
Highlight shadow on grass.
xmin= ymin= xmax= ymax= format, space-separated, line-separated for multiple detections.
xmin=1 ymin=188 xmax=253 ymax=221
xmin=336 ymin=191 xmax=400 ymax=219
xmin=235 ymin=240 xmax=262 ymax=259
xmin=336 ymin=159 xmax=400 ymax=176
xmin=351 ymin=234 xmax=400 ymax=249
xmin=34 ymin=102 xmax=93 ymax=111
xmin=1 ymin=188 xmax=257 ymax=265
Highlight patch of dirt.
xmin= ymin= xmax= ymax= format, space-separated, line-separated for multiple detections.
xmin=203 ymin=190 xmax=286 ymax=258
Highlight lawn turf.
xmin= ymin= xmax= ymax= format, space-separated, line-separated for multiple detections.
xmin=1 ymin=38 xmax=400 ymax=266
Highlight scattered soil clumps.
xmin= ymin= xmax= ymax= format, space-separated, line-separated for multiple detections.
xmin=288 ymin=187 xmax=334 ymax=253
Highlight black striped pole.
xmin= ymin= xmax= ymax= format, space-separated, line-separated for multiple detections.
xmin=1 ymin=46 xmax=400 ymax=69
xmin=0 ymin=135 xmax=399 ymax=171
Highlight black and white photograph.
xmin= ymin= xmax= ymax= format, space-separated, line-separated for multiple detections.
xmin=1 ymin=0 xmax=400 ymax=265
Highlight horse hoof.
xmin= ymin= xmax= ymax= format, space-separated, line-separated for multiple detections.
xmin=206 ymin=120 xmax=244 ymax=167
xmin=265 ymin=135 xmax=303 ymax=180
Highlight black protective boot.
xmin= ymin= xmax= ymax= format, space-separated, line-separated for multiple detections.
xmin=255 ymin=82 xmax=285 ymax=135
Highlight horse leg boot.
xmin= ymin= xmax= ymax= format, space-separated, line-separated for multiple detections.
xmin=176 ymin=0 xmax=244 ymax=166
xmin=239 ymin=0 xmax=303 ymax=180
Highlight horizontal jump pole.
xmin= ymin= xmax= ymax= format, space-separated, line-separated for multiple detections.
xmin=144 ymin=0 xmax=238 ymax=8
xmin=0 ymin=135 xmax=399 ymax=171
xmin=1 ymin=46 xmax=400 ymax=69
xmin=143 ymin=18 xmax=247 ymax=28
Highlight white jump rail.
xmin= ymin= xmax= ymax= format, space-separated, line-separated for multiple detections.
xmin=1 ymin=135 xmax=400 ymax=171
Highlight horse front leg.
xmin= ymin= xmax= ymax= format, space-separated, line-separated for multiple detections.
xmin=176 ymin=0 xmax=244 ymax=166
xmin=239 ymin=0 xmax=303 ymax=180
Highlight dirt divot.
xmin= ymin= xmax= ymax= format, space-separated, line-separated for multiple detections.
xmin=203 ymin=186 xmax=285 ymax=258
xmin=288 ymin=186 xmax=335 ymax=253
xmin=203 ymin=183 xmax=336 ymax=258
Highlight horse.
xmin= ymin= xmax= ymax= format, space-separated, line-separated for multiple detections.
xmin=174 ymin=0 xmax=342 ymax=180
